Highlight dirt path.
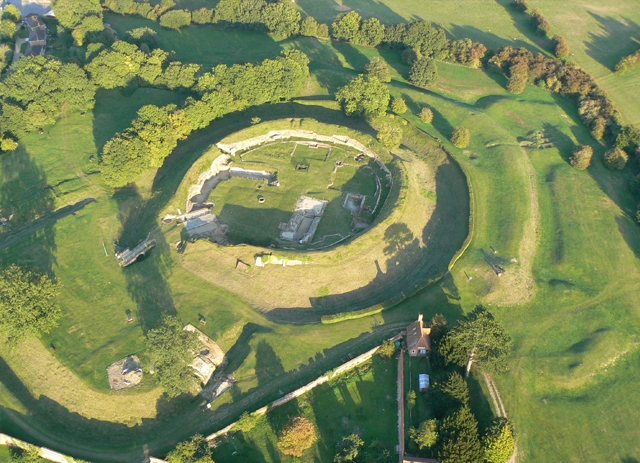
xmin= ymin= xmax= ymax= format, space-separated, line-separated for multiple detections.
xmin=397 ymin=348 xmax=405 ymax=461
xmin=483 ymin=373 xmax=518 ymax=463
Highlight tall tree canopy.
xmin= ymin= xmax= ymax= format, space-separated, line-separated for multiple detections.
xmin=52 ymin=0 xmax=104 ymax=45
xmin=440 ymin=305 xmax=513 ymax=377
xmin=0 ymin=265 xmax=61 ymax=344
xmin=336 ymin=74 xmax=390 ymax=120
xmin=166 ymin=435 xmax=215 ymax=463
xmin=146 ymin=316 xmax=200 ymax=397
xmin=0 ymin=56 xmax=95 ymax=137
xmin=437 ymin=406 xmax=483 ymax=463
xmin=277 ymin=416 xmax=317 ymax=457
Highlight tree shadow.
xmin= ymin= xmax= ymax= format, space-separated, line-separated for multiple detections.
xmin=542 ymin=122 xmax=575 ymax=164
xmin=616 ymin=215 xmax=640 ymax=259
xmin=584 ymin=13 xmax=640 ymax=71
xmin=449 ymin=23 xmax=540 ymax=55
xmin=296 ymin=0 xmax=405 ymax=25
xmin=492 ymin=0 xmax=552 ymax=52
xmin=0 ymin=149 xmax=59 ymax=277
xmin=113 ymin=186 xmax=176 ymax=332
xmin=333 ymin=41 xmax=370 ymax=71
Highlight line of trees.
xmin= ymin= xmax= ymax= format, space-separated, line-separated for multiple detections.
xmin=403 ymin=307 xmax=514 ymax=463
xmin=100 ymin=49 xmax=310 ymax=187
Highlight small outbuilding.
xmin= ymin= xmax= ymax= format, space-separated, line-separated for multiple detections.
xmin=419 ymin=373 xmax=430 ymax=391
xmin=406 ymin=314 xmax=432 ymax=357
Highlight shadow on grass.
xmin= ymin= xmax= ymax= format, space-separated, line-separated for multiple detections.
xmin=333 ymin=41 xmax=370 ymax=71
xmin=492 ymin=0 xmax=552 ymax=53
xmin=0 ymin=149 xmax=61 ymax=277
xmin=584 ymin=13 xmax=640 ymax=72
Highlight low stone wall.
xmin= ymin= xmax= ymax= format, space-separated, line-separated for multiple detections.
xmin=0 ymin=433 xmax=75 ymax=463
xmin=217 ymin=130 xmax=392 ymax=180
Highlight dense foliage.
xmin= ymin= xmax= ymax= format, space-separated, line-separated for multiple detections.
xmin=437 ymin=406 xmax=483 ymax=463
xmin=489 ymin=46 xmax=620 ymax=141
xmin=166 ymin=435 xmax=215 ymax=463
xmin=0 ymin=265 xmax=61 ymax=345
xmin=159 ymin=9 xmax=192 ymax=30
xmin=410 ymin=419 xmax=438 ymax=450
xmin=277 ymin=416 xmax=317 ymax=457
xmin=483 ymin=419 xmax=515 ymax=463
xmin=410 ymin=57 xmax=438 ymax=88
xmin=615 ymin=49 xmax=640 ymax=73
xmin=0 ymin=56 xmax=95 ymax=140
xmin=553 ymin=35 xmax=570 ymax=59
xmin=332 ymin=11 xmax=385 ymax=47
xmin=378 ymin=339 xmax=396 ymax=359
xmin=365 ymin=56 xmax=391 ymax=82
xmin=419 ymin=107 xmax=434 ymax=123
xmin=336 ymin=75 xmax=390 ymax=120
xmin=530 ymin=8 xmax=550 ymax=36
xmin=52 ymin=0 xmax=104 ymax=45
xmin=440 ymin=305 xmax=513 ymax=376
xmin=146 ymin=316 xmax=200 ymax=397
xmin=391 ymin=97 xmax=408 ymax=114
xmin=377 ymin=123 xmax=403 ymax=150
xmin=214 ymin=0 xmax=301 ymax=37
xmin=570 ymin=145 xmax=593 ymax=170
xmin=334 ymin=434 xmax=364 ymax=462
xmin=604 ymin=147 xmax=628 ymax=170
xmin=450 ymin=126 xmax=471 ymax=148
xmin=101 ymin=50 xmax=309 ymax=186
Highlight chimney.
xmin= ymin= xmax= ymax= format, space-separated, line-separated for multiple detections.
xmin=418 ymin=314 xmax=423 ymax=322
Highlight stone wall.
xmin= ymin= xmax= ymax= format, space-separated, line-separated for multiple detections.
xmin=217 ymin=130 xmax=392 ymax=180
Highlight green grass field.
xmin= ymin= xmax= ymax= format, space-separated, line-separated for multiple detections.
xmin=212 ymin=355 xmax=398 ymax=463
xmin=0 ymin=5 xmax=639 ymax=463
xmin=205 ymin=141 xmax=382 ymax=248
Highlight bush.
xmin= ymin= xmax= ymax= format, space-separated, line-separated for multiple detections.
xmin=407 ymin=390 xmax=417 ymax=410
xmin=409 ymin=57 xmax=438 ymax=88
xmin=604 ymin=147 xmax=628 ymax=170
xmin=334 ymin=434 xmax=364 ymax=463
xmin=191 ymin=7 xmax=214 ymax=24
xmin=336 ymin=74 xmax=390 ymax=120
xmin=300 ymin=16 xmax=319 ymax=37
xmin=451 ymin=126 xmax=471 ymax=148
xmin=391 ymin=97 xmax=408 ymax=114
xmin=419 ymin=107 xmax=434 ymax=123
xmin=378 ymin=339 xmax=396 ymax=359
xmin=410 ymin=419 xmax=438 ymax=450
xmin=277 ymin=417 xmax=317 ymax=457
xmin=2 ymin=4 xmax=21 ymax=22
xmin=615 ymin=50 xmax=640 ymax=73
xmin=233 ymin=411 xmax=261 ymax=434
xmin=530 ymin=8 xmax=550 ymax=36
xmin=159 ymin=10 xmax=191 ymax=30
xmin=365 ymin=56 xmax=391 ymax=82
xmin=553 ymin=35 xmax=570 ymax=59
xmin=569 ymin=145 xmax=593 ymax=170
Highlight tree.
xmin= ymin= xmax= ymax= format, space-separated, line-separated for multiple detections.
xmin=277 ymin=416 xmax=317 ymax=457
xmin=410 ymin=419 xmax=438 ymax=450
xmin=334 ymin=434 xmax=364 ymax=463
xmin=0 ymin=42 xmax=12 ymax=73
xmin=300 ymin=16 xmax=319 ymax=37
xmin=437 ymin=406 xmax=483 ymax=463
xmin=377 ymin=124 xmax=403 ymax=150
xmin=167 ymin=435 xmax=215 ymax=463
xmin=262 ymin=2 xmax=301 ymax=38
xmin=440 ymin=372 xmax=470 ymax=405
xmin=514 ymin=0 xmax=528 ymax=12
xmin=365 ymin=56 xmax=391 ymax=82
xmin=404 ymin=21 xmax=448 ymax=59
xmin=126 ymin=27 xmax=158 ymax=49
xmin=146 ymin=315 xmax=200 ymax=397
xmin=450 ymin=126 xmax=471 ymax=149
xmin=52 ymin=0 xmax=103 ymax=45
xmin=530 ymin=8 xmax=550 ymax=36
xmin=0 ymin=265 xmax=61 ymax=345
xmin=332 ymin=11 xmax=361 ymax=42
xmin=2 ymin=4 xmax=22 ymax=22
xmin=483 ymin=419 xmax=515 ymax=463
xmin=553 ymin=35 xmax=570 ymax=59
xmin=191 ymin=8 xmax=215 ymax=25
xmin=604 ymin=147 xmax=628 ymax=170
xmin=0 ymin=20 xmax=16 ymax=42
xmin=569 ymin=145 xmax=593 ymax=170
xmin=159 ymin=10 xmax=192 ymax=30
xmin=233 ymin=411 xmax=261 ymax=434
xmin=409 ymin=57 xmax=438 ymax=88
xmin=419 ymin=107 xmax=434 ymax=123
xmin=391 ymin=97 xmax=408 ymax=114
xmin=357 ymin=17 xmax=384 ymax=47
xmin=336 ymin=74 xmax=390 ymax=120
xmin=407 ymin=390 xmax=417 ymax=410
xmin=439 ymin=305 xmax=513 ymax=377
xmin=378 ymin=339 xmax=396 ymax=359
xmin=506 ymin=62 xmax=529 ymax=94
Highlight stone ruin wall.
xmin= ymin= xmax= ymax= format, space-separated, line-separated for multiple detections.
xmin=217 ymin=130 xmax=393 ymax=180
